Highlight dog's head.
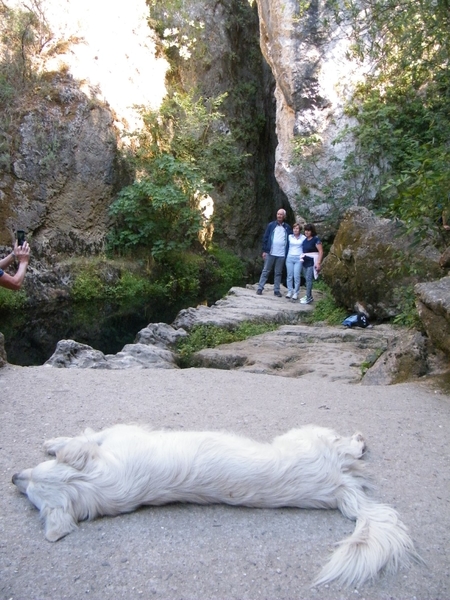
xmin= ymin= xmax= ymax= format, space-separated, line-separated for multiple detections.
xmin=12 ymin=439 xmax=101 ymax=542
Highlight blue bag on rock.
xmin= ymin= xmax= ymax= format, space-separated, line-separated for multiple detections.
xmin=342 ymin=313 xmax=369 ymax=328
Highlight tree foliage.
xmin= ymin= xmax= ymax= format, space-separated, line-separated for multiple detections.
xmin=334 ymin=0 xmax=450 ymax=241
xmin=108 ymin=90 xmax=244 ymax=260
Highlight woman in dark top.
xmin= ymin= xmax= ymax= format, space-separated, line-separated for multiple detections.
xmin=299 ymin=223 xmax=323 ymax=304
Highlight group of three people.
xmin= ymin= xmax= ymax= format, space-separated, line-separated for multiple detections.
xmin=256 ymin=209 xmax=323 ymax=304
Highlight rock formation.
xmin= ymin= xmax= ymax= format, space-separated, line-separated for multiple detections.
xmin=321 ymin=207 xmax=444 ymax=319
xmin=2 ymin=76 xmax=129 ymax=255
xmin=256 ymin=0 xmax=370 ymax=221
xmin=415 ymin=276 xmax=450 ymax=358
xmin=1 ymin=0 xmax=168 ymax=253
xmin=1 ymin=0 xmax=283 ymax=262
xmin=39 ymin=284 xmax=447 ymax=384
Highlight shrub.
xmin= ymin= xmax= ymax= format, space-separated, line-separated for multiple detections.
xmin=392 ymin=285 xmax=421 ymax=328
xmin=71 ymin=262 xmax=155 ymax=309
xmin=303 ymin=282 xmax=347 ymax=325
xmin=0 ymin=287 xmax=27 ymax=310
xmin=176 ymin=320 xmax=279 ymax=366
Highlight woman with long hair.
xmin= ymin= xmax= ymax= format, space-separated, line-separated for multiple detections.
xmin=300 ymin=224 xmax=323 ymax=304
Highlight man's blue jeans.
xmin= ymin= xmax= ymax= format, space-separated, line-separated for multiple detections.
xmin=257 ymin=254 xmax=285 ymax=293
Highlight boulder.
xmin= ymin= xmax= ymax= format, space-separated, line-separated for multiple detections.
xmin=360 ymin=330 xmax=429 ymax=385
xmin=105 ymin=343 xmax=178 ymax=370
xmin=135 ymin=323 xmax=188 ymax=348
xmin=45 ymin=339 xmax=179 ymax=370
xmin=415 ymin=276 xmax=450 ymax=358
xmin=44 ymin=340 xmax=109 ymax=368
xmin=321 ymin=207 xmax=444 ymax=319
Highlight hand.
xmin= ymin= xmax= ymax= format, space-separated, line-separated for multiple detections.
xmin=262 ymin=252 xmax=267 ymax=259
xmin=316 ymin=263 xmax=321 ymax=271
xmin=444 ymin=224 xmax=450 ymax=231
xmin=14 ymin=240 xmax=31 ymax=263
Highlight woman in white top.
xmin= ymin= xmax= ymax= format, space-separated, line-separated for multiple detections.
xmin=285 ymin=223 xmax=305 ymax=300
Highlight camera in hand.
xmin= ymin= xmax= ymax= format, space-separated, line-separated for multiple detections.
xmin=17 ymin=230 xmax=26 ymax=246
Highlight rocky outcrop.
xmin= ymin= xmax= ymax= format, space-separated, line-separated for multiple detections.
xmin=256 ymin=0 xmax=370 ymax=220
xmin=44 ymin=324 xmax=186 ymax=369
xmin=0 ymin=75 xmax=130 ymax=255
xmin=45 ymin=337 xmax=179 ymax=370
xmin=190 ymin=323 xmax=441 ymax=385
xmin=415 ymin=276 xmax=450 ymax=358
xmin=191 ymin=323 xmax=390 ymax=383
xmin=40 ymin=284 xmax=448 ymax=384
xmin=2 ymin=0 xmax=283 ymax=264
xmin=321 ymin=207 xmax=444 ymax=319
xmin=173 ymin=285 xmax=312 ymax=330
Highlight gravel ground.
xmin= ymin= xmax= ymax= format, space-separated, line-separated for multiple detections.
xmin=1 ymin=365 xmax=449 ymax=600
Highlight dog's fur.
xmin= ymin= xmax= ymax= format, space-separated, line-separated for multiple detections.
xmin=12 ymin=424 xmax=421 ymax=586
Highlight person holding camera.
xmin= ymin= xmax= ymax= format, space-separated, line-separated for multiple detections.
xmin=0 ymin=240 xmax=31 ymax=290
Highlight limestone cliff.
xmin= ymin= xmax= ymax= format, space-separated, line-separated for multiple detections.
xmin=1 ymin=0 xmax=285 ymax=262
xmin=1 ymin=76 xmax=130 ymax=255
xmin=1 ymin=0 xmax=168 ymax=255
xmin=256 ymin=0 xmax=370 ymax=223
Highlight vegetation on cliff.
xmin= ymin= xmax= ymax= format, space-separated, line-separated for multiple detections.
xmin=336 ymin=0 xmax=450 ymax=243
xmin=108 ymin=0 xmax=267 ymax=308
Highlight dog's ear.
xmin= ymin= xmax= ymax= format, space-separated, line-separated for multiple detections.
xmin=42 ymin=506 xmax=78 ymax=542
xmin=56 ymin=439 xmax=100 ymax=471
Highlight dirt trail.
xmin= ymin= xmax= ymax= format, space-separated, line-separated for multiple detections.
xmin=1 ymin=365 xmax=449 ymax=599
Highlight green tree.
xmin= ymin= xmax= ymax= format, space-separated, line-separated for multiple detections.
xmin=108 ymin=89 xmax=245 ymax=260
xmin=331 ymin=0 xmax=450 ymax=241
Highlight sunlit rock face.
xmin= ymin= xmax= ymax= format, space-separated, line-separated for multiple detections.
xmin=256 ymin=0 xmax=369 ymax=222
xmin=1 ymin=0 xmax=168 ymax=252
xmin=19 ymin=0 xmax=168 ymax=131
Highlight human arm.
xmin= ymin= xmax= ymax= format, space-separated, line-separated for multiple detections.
xmin=0 ymin=249 xmax=16 ymax=270
xmin=0 ymin=241 xmax=30 ymax=290
xmin=261 ymin=222 xmax=273 ymax=257
xmin=316 ymin=241 xmax=324 ymax=271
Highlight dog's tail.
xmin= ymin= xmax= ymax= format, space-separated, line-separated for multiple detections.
xmin=313 ymin=485 xmax=423 ymax=587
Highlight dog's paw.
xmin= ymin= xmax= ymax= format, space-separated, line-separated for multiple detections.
xmin=350 ymin=432 xmax=366 ymax=458
xmin=43 ymin=436 xmax=72 ymax=455
xmin=42 ymin=506 xmax=78 ymax=542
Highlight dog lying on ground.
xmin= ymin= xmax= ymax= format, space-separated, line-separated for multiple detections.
xmin=12 ymin=424 xmax=421 ymax=587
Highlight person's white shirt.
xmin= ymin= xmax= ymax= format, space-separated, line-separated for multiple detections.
xmin=271 ymin=224 xmax=287 ymax=257
xmin=287 ymin=234 xmax=305 ymax=257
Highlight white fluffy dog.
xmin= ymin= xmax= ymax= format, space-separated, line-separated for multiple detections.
xmin=12 ymin=424 xmax=420 ymax=586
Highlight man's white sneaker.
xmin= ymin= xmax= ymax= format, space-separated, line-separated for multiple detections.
xmin=286 ymin=291 xmax=292 ymax=299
